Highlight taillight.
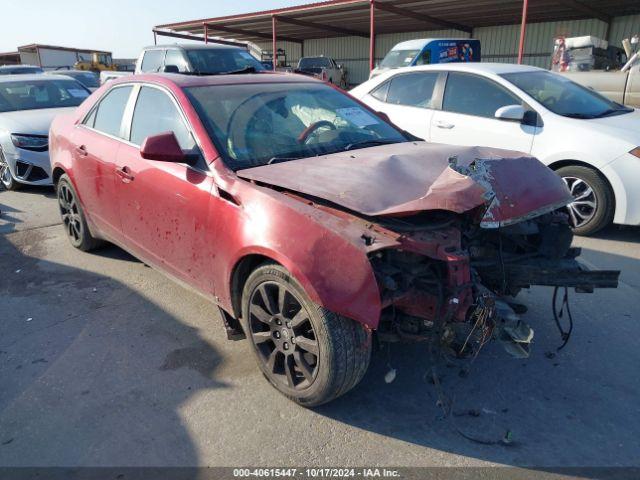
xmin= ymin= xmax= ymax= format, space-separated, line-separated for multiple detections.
xmin=322 ymin=71 xmax=327 ymax=81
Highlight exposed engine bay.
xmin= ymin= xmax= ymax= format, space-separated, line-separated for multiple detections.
xmin=371 ymin=209 xmax=619 ymax=358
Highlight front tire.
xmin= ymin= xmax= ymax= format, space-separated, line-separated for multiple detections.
xmin=241 ymin=264 xmax=371 ymax=407
xmin=0 ymin=151 xmax=20 ymax=191
xmin=57 ymin=174 xmax=102 ymax=251
xmin=556 ymin=165 xmax=613 ymax=236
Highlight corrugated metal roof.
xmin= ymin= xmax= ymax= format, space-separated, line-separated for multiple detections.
xmin=156 ymin=0 xmax=640 ymax=44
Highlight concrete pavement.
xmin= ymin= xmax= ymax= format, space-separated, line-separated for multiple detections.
xmin=1 ymin=186 xmax=639 ymax=469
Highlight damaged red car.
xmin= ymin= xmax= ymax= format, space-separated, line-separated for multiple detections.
xmin=49 ymin=73 xmax=619 ymax=406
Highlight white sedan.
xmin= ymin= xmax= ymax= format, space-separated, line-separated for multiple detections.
xmin=351 ymin=63 xmax=640 ymax=235
xmin=0 ymin=74 xmax=90 ymax=190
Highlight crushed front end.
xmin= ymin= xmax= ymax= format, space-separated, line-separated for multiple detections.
xmin=369 ymin=159 xmax=619 ymax=359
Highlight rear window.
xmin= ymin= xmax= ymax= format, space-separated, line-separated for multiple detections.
xmin=298 ymin=57 xmax=332 ymax=69
xmin=184 ymin=49 xmax=265 ymax=74
xmin=141 ymin=50 xmax=165 ymax=72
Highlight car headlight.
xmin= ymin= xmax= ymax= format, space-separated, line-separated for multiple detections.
xmin=11 ymin=133 xmax=49 ymax=151
xmin=630 ymin=147 xmax=640 ymax=158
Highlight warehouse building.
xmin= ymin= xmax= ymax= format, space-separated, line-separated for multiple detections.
xmin=1 ymin=44 xmax=113 ymax=70
xmin=154 ymin=0 xmax=640 ymax=84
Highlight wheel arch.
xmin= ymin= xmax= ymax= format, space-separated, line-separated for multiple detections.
xmin=226 ymin=242 xmax=381 ymax=330
xmin=52 ymin=166 xmax=66 ymax=186
xmin=547 ymin=159 xmax=616 ymax=213
xmin=228 ymin=249 xmax=322 ymax=322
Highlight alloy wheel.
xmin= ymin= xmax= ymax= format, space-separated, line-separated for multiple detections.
xmin=58 ymin=183 xmax=83 ymax=243
xmin=0 ymin=154 xmax=11 ymax=188
xmin=562 ymin=176 xmax=597 ymax=229
xmin=248 ymin=282 xmax=320 ymax=390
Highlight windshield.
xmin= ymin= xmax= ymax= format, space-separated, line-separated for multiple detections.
xmin=186 ymin=82 xmax=407 ymax=169
xmin=0 ymin=79 xmax=89 ymax=112
xmin=502 ymin=70 xmax=632 ymax=119
xmin=185 ymin=49 xmax=266 ymax=74
xmin=379 ymin=49 xmax=421 ymax=69
xmin=298 ymin=57 xmax=331 ymax=69
xmin=63 ymin=71 xmax=100 ymax=88
xmin=0 ymin=67 xmax=44 ymax=75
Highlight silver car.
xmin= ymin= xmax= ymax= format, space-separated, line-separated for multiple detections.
xmin=0 ymin=74 xmax=90 ymax=190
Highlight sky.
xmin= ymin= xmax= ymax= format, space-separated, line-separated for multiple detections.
xmin=1 ymin=0 xmax=318 ymax=58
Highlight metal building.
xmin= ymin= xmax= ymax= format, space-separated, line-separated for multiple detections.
xmin=155 ymin=0 xmax=640 ymax=84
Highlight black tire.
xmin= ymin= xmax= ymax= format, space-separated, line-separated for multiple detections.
xmin=56 ymin=174 xmax=102 ymax=251
xmin=0 ymin=150 xmax=20 ymax=191
xmin=241 ymin=263 xmax=372 ymax=407
xmin=556 ymin=165 xmax=614 ymax=236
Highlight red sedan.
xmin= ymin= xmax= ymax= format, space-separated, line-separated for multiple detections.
xmin=49 ymin=73 xmax=617 ymax=406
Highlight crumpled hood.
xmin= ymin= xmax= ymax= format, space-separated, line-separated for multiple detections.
xmin=237 ymin=142 xmax=573 ymax=227
xmin=0 ymin=107 xmax=76 ymax=136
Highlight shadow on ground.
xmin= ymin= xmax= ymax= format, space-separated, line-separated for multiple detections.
xmin=315 ymin=244 xmax=640 ymax=470
xmin=0 ymin=222 xmax=228 ymax=466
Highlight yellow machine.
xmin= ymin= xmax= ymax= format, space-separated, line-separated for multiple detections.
xmin=74 ymin=52 xmax=117 ymax=72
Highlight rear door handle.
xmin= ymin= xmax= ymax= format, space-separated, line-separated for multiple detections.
xmin=75 ymin=145 xmax=88 ymax=157
xmin=115 ymin=166 xmax=134 ymax=183
xmin=436 ymin=121 xmax=455 ymax=129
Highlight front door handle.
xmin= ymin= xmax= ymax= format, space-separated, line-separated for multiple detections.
xmin=436 ymin=121 xmax=455 ymax=129
xmin=115 ymin=166 xmax=134 ymax=183
xmin=75 ymin=145 xmax=88 ymax=157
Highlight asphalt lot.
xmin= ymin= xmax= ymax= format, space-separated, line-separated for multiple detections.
xmin=1 ymin=185 xmax=639 ymax=470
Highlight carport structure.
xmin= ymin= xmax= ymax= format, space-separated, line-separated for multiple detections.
xmin=155 ymin=0 xmax=640 ymax=83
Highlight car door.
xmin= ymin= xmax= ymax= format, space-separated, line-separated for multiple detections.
xmin=72 ymin=85 xmax=134 ymax=240
xmin=362 ymin=71 xmax=443 ymax=140
xmin=115 ymin=84 xmax=215 ymax=291
xmin=430 ymin=71 xmax=537 ymax=153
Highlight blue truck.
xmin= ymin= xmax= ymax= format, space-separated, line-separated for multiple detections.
xmin=370 ymin=38 xmax=481 ymax=79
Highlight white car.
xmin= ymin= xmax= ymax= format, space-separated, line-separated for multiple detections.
xmin=0 ymin=74 xmax=90 ymax=190
xmin=351 ymin=63 xmax=640 ymax=235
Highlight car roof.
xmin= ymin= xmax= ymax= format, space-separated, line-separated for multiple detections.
xmin=0 ymin=64 xmax=42 ymax=70
xmin=0 ymin=73 xmax=75 ymax=82
xmin=142 ymin=43 xmax=242 ymax=51
xmin=46 ymin=69 xmax=96 ymax=75
xmin=384 ymin=62 xmax=543 ymax=76
xmin=391 ymin=38 xmax=475 ymax=50
xmin=111 ymin=71 xmax=322 ymax=88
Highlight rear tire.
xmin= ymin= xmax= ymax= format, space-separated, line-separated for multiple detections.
xmin=241 ymin=263 xmax=371 ymax=407
xmin=556 ymin=165 xmax=613 ymax=236
xmin=57 ymin=174 xmax=102 ymax=251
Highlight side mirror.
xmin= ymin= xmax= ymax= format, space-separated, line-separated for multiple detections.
xmin=376 ymin=111 xmax=391 ymax=123
xmin=337 ymin=64 xmax=343 ymax=69
xmin=162 ymin=64 xmax=179 ymax=73
xmin=140 ymin=132 xmax=187 ymax=163
xmin=495 ymin=104 xmax=526 ymax=122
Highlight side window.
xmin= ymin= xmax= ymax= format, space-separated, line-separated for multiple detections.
xmin=164 ymin=49 xmax=189 ymax=72
xmin=386 ymin=72 xmax=439 ymax=108
xmin=83 ymin=107 xmax=97 ymax=128
xmin=91 ymin=86 xmax=133 ymax=137
xmin=443 ymin=72 xmax=521 ymax=118
xmin=370 ymin=81 xmax=389 ymax=102
xmin=140 ymin=50 xmax=165 ymax=73
xmin=414 ymin=49 xmax=431 ymax=66
xmin=129 ymin=86 xmax=195 ymax=150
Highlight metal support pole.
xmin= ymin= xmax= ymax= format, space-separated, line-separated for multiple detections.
xmin=517 ymin=0 xmax=528 ymax=64
xmin=369 ymin=0 xmax=375 ymax=72
xmin=204 ymin=24 xmax=208 ymax=44
xmin=272 ymin=15 xmax=277 ymax=71
xmin=153 ymin=31 xmax=157 ymax=45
